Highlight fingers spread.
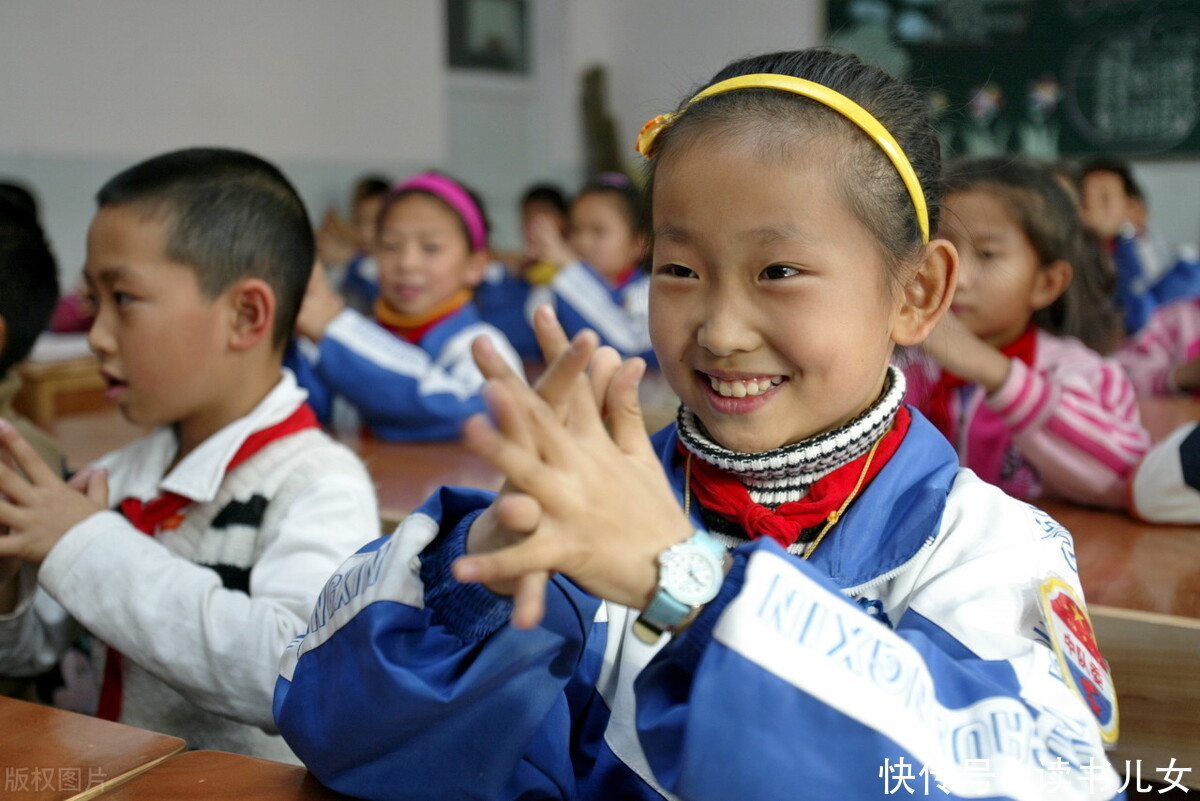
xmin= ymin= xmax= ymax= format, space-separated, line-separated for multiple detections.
xmin=0 ymin=421 xmax=59 ymax=488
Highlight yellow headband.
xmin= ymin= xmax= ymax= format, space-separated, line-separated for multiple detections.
xmin=636 ymin=73 xmax=930 ymax=243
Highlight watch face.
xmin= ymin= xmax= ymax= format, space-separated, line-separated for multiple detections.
xmin=662 ymin=550 xmax=721 ymax=605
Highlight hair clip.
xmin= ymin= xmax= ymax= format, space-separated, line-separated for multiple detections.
xmin=636 ymin=113 xmax=676 ymax=158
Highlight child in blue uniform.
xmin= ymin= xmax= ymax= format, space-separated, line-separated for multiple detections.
xmin=286 ymin=172 xmax=523 ymax=441
xmin=481 ymin=174 xmax=654 ymax=363
xmin=275 ymin=50 xmax=1124 ymax=800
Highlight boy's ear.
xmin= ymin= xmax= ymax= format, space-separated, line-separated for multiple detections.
xmin=227 ymin=278 xmax=276 ymax=351
xmin=464 ymin=250 xmax=490 ymax=288
xmin=1031 ymin=258 xmax=1072 ymax=311
xmin=892 ymin=238 xmax=958 ymax=347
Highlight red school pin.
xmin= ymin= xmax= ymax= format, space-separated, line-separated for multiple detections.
xmin=1038 ymin=576 xmax=1119 ymax=745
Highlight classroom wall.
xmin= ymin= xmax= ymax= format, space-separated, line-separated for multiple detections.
xmin=0 ymin=0 xmax=444 ymax=277
xmin=2 ymin=0 xmax=1197 ymax=282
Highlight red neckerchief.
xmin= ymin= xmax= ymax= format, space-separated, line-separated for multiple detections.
xmin=374 ymin=290 xmax=471 ymax=344
xmin=925 ymin=325 xmax=1038 ymax=440
xmin=683 ymin=407 xmax=911 ymax=549
xmin=611 ymin=262 xmax=640 ymax=290
xmin=96 ymin=402 xmax=319 ymax=722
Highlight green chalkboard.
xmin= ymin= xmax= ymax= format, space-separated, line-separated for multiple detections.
xmin=826 ymin=0 xmax=1200 ymax=159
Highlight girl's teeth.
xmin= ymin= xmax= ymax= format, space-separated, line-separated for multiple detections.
xmin=708 ymin=376 xmax=783 ymax=397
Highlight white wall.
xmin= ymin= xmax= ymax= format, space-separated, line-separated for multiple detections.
xmin=0 ymin=0 xmax=444 ymax=275
xmin=2 ymin=0 xmax=1195 ymax=281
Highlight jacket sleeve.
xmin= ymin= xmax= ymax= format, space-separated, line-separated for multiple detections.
xmin=312 ymin=309 xmax=523 ymax=442
xmin=1131 ymin=422 xmax=1200 ymax=523
xmin=1115 ymin=299 xmax=1200 ymax=395
xmin=284 ymin=338 xmax=335 ymax=423
xmin=31 ymin=446 xmax=379 ymax=730
xmin=985 ymin=353 xmax=1151 ymax=507
xmin=544 ymin=262 xmax=656 ymax=363
xmin=634 ymin=480 xmax=1123 ymax=801
xmin=0 ymin=563 xmax=86 ymax=676
xmin=274 ymin=487 xmax=605 ymax=801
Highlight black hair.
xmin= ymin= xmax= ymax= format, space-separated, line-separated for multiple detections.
xmin=521 ymin=183 xmax=569 ymax=216
xmin=96 ymin=148 xmax=314 ymax=349
xmin=642 ymin=48 xmax=941 ymax=285
xmin=942 ymin=156 xmax=1122 ymax=354
xmin=353 ymin=174 xmax=392 ymax=205
xmin=0 ymin=192 xmax=59 ymax=375
xmin=1080 ymin=156 xmax=1142 ymax=201
xmin=379 ymin=171 xmax=491 ymax=253
xmin=575 ymin=172 xmax=644 ymax=239
xmin=0 ymin=181 xmax=39 ymax=221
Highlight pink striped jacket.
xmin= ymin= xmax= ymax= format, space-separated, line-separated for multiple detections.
xmin=1115 ymin=297 xmax=1200 ymax=395
xmin=900 ymin=329 xmax=1151 ymax=508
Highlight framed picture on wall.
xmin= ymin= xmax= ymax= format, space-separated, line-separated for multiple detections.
xmin=447 ymin=0 xmax=529 ymax=74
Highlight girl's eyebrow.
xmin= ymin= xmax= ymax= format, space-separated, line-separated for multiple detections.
xmin=654 ymin=223 xmax=807 ymax=246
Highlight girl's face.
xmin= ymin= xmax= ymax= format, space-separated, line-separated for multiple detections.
xmin=376 ymin=194 xmax=486 ymax=316
xmin=568 ymin=192 xmax=644 ymax=282
xmin=939 ymin=189 xmax=1050 ymax=348
xmin=649 ymin=135 xmax=908 ymax=454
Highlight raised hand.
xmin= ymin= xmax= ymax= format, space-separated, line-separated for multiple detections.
xmin=0 ymin=421 xmax=108 ymax=566
xmin=456 ymin=320 xmax=691 ymax=626
xmin=294 ymin=260 xmax=347 ymax=341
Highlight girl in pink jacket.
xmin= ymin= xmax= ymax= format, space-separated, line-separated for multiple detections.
xmin=1115 ymin=296 xmax=1200 ymax=395
xmin=901 ymin=157 xmax=1150 ymax=508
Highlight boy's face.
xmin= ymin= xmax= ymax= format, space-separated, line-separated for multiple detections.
xmin=85 ymin=205 xmax=237 ymax=444
xmin=648 ymin=136 xmax=903 ymax=454
xmin=1080 ymin=171 xmax=1131 ymax=238
xmin=375 ymin=194 xmax=486 ymax=317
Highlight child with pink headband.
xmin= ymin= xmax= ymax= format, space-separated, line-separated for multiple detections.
xmin=286 ymin=171 xmax=524 ymax=441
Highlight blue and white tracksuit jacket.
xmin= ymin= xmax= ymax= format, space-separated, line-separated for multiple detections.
xmin=285 ymin=304 xmax=523 ymax=442
xmin=477 ymin=260 xmax=655 ymax=364
xmin=273 ymin=411 xmax=1124 ymax=800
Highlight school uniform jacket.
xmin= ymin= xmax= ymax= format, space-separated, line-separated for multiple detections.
xmin=273 ymin=411 xmax=1123 ymax=800
xmin=286 ymin=304 xmax=523 ymax=442
xmin=1115 ymin=297 xmax=1200 ymax=396
xmin=523 ymin=260 xmax=655 ymax=363
xmin=902 ymin=330 xmax=1150 ymax=509
xmin=0 ymin=372 xmax=379 ymax=761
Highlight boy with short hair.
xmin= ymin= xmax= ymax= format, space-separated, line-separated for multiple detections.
xmin=0 ymin=148 xmax=379 ymax=761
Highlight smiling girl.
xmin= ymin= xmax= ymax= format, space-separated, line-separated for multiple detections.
xmin=276 ymin=53 xmax=1123 ymax=800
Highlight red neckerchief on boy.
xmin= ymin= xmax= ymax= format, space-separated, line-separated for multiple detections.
xmin=96 ymin=402 xmax=319 ymax=722
xmin=682 ymin=407 xmax=911 ymax=549
xmin=374 ymin=290 xmax=472 ymax=344
xmin=611 ymin=262 xmax=640 ymax=291
xmin=925 ymin=324 xmax=1038 ymax=441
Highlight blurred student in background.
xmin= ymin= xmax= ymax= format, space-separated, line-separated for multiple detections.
xmin=902 ymin=156 xmax=1149 ymax=509
xmin=288 ymin=171 xmax=523 ymax=441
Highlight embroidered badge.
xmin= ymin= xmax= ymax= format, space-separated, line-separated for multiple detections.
xmin=1039 ymin=576 xmax=1119 ymax=744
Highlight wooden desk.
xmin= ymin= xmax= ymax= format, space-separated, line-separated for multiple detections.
xmin=1138 ymin=393 xmax=1200 ymax=442
xmin=91 ymin=751 xmax=351 ymax=800
xmin=0 ymin=697 xmax=184 ymax=800
xmin=15 ymin=356 xmax=107 ymax=431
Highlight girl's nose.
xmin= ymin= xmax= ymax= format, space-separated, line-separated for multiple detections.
xmin=696 ymin=294 xmax=759 ymax=356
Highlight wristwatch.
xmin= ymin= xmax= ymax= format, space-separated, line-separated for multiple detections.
xmin=633 ymin=529 xmax=726 ymax=644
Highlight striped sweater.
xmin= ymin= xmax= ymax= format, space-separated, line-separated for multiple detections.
xmin=900 ymin=329 xmax=1150 ymax=508
xmin=1115 ymin=297 xmax=1200 ymax=395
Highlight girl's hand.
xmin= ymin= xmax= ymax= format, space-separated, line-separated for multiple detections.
xmin=464 ymin=306 xmax=626 ymax=626
xmin=918 ymin=312 xmax=1013 ymax=394
xmin=295 ymin=261 xmax=346 ymax=341
xmin=456 ymin=332 xmax=692 ymax=626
